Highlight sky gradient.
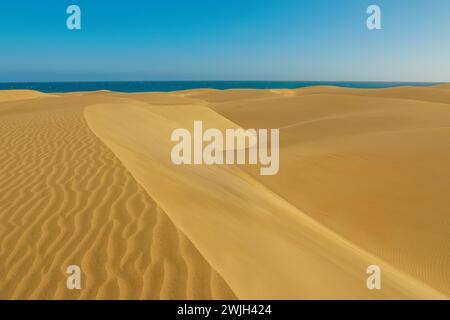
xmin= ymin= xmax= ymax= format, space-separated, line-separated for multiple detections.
xmin=0 ymin=0 xmax=449 ymax=82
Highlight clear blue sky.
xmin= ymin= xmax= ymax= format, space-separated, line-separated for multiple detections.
xmin=0 ymin=0 xmax=449 ymax=82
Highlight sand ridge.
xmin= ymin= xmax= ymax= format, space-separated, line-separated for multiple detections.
xmin=84 ymin=94 xmax=448 ymax=299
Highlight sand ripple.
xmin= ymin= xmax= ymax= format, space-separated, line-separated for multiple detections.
xmin=0 ymin=95 xmax=235 ymax=299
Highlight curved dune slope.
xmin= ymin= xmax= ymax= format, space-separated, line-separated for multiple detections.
xmin=0 ymin=93 xmax=235 ymax=299
xmin=84 ymin=97 xmax=447 ymax=299
xmin=205 ymin=87 xmax=450 ymax=297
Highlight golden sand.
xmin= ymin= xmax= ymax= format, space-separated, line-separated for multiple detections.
xmin=0 ymin=85 xmax=449 ymax=299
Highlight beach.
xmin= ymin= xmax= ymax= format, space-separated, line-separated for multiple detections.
xmin=0 ymin=85 xmax=449 ymax=299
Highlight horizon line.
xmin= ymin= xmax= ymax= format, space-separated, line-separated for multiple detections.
xmin=0 ymin=80 xmax=446 ymax=84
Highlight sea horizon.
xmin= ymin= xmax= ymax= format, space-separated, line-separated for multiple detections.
xmin=0 ymin=80 xmax=444 ymax=93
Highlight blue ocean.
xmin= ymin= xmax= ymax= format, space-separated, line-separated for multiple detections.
xmin=0 ymin=81 xmax=441 ymax=93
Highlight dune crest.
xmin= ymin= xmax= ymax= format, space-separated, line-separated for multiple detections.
xmin=0 ymin=90 xmax=53 ymax=103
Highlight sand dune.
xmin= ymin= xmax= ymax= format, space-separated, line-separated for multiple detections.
xmin=205 ymin=87 xmax=450 ymax=296
xmin=1 ymin=85 xmax=449 ymax=299
xmin=0 ymin=90 xmax=51 ymax=103
xmin=0 ymin=94 xmax=235 ymax=299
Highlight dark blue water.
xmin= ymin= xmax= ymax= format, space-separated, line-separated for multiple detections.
xmin=0 ymin=81 xmax=441 ymax=93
